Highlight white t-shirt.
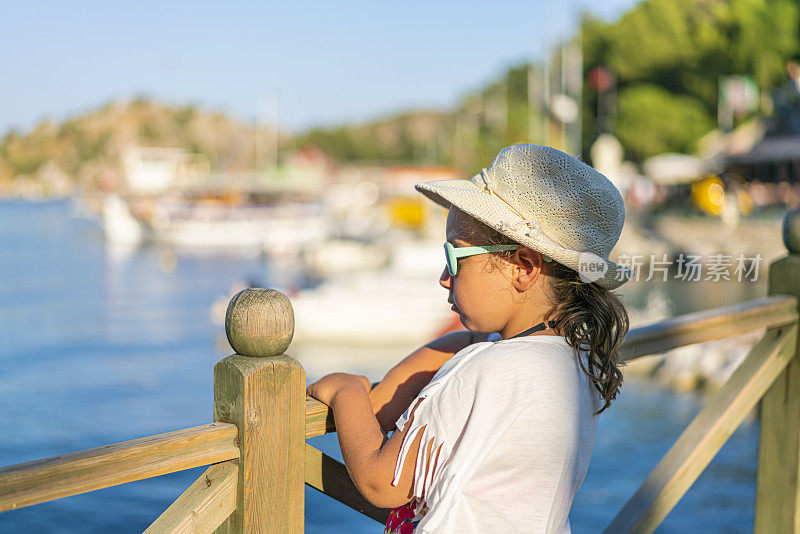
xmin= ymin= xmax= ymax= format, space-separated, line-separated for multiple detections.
xmin=390 ymin=333 xmax=603 ymax=533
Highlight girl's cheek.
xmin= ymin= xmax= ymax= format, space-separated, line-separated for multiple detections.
xmin=452 ymin=281 xmax=466 ymax=306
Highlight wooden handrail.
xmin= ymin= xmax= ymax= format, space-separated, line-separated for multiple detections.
xmin=603 ymin=323 xmax=798 ymax=533
xmin=306 ymin=396 xmax=336 ymax=439
xmin=622 ymin=295 xmax=798 ymax=361
xmin=0 ymin=423 xmax=238 ymax=512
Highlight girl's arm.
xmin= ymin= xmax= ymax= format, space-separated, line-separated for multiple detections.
xmin=308 ymin=375 xmax=439 ymax=509
xmin=369 ymin=330 xmax=489 ymax=434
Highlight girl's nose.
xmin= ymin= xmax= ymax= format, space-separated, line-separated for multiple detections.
xmin=439 ymin=267 xmax=452 ymax=290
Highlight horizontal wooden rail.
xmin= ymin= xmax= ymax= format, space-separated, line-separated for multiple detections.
xmin=604 ymin=323 xmax=799 ymax=533
xmin=0 ymin=423 xmax=238 ymax=512
xmin=306 ymin=397 xmax=336 ymax=439
xmin=621 ymin=295 xmax=798 ymax=361
xmin=305 ymin=444 xmax=390 ymax=524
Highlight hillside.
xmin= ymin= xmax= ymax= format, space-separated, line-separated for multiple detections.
xmin=0 ymin=98 xmax=276 ymax=189
xmin=293 ymin=62 xmax=547 ymax=173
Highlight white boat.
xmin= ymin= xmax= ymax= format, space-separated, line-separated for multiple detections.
xmin=100 ymin=195 xmax=329 ymax=254
xmin=150 ymin=200 xmax=329 ymax=253
xmin=290 ymin=273 xmax=452 ymax=346
xmin=211 ymin=238 xmax=457 ymax=347
xmin=287 ymin=238 xmax=455 ymax=346
xmin=300 ymin=239 xmax=390 ymax=277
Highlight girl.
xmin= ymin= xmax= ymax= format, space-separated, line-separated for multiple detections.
xmin=307 ymin=144 xmax=632 ymax=533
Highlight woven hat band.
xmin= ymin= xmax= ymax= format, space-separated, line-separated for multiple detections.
xmin=474 ymin=170 xmax=568 ymax=251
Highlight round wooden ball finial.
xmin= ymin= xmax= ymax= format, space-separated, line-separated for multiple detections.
xmin=783 ymin=208 xmax=800 ymax=254
xmin=225 ymin=288 xmax=295 ymax=357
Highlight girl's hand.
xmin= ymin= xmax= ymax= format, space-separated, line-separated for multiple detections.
xmin=307 ymin=372 xmax=372 ymax=406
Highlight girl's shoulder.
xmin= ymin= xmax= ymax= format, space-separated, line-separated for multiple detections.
xmin=430 ymin=333 xmax=577 ymax=393
xmin=466 ymin=334 xmax=575 ymax=369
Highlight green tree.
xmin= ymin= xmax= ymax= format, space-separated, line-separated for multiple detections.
xmin=581 ymin=0 xmax=799 ymax=161
xmin=616 ymin=84 xmax=714 ymax=160
xmin=729 ymin=0 xmax=799 ymax=90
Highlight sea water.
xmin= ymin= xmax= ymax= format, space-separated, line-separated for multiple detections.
xmin=0 ymin=200 xmax=761 ymax=533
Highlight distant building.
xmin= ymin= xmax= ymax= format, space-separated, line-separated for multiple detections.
xmin=380 ymin=165 xmax=461 ymax=236
xmin=121 ymin=146 xmax=208 ymax=194
xmin=724 ymin=61 xmax=800 ymax=184
xmin=726 ymin=137 xmax=800 ymax=183
xmin=381 ymin=165 xmax=460 ymax=195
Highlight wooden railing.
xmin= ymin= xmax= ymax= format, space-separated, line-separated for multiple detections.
xmin=1 ymin=209 xmax=800 ymax=533
xmin=0 ymin=424 xmax=238 ymax=512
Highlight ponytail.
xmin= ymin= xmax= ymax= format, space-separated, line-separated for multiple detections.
xmin=545 ymin=262 xmax=628 ymax=414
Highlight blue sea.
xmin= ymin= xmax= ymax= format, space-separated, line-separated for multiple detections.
xmin=0 ymin=200 xmax=765 ymax=533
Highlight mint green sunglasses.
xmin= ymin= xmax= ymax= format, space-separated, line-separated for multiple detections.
xmin=443 ymin=242 xmax=552 ymax=276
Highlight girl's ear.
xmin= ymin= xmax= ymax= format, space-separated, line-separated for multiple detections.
xmin=510 ymin=247 xmax=545 ymax=291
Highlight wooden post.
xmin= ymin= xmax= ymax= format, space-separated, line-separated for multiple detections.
xmin=756 ymin=209 xmax=800 ymax=534
xmin=214 ymin=288 xmax=305 ymax=534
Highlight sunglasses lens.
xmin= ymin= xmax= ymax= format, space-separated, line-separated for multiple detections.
xmin=444 ymin=242 xmax=457 ymax=276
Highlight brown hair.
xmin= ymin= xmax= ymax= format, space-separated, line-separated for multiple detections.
xmin=455 ymin=208 xmax=629 ymax=414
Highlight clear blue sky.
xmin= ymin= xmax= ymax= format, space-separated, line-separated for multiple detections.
xmin=1 ymin=0 xmax=638 ymax=135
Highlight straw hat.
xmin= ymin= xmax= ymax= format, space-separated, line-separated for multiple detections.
xmin=415 ymin=144 xmax=633 ymax=290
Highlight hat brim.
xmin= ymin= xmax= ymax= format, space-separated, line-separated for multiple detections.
xmin=415 ymin=178 xmax=634 ymax=290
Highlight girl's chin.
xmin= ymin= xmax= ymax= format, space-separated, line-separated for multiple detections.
xmin=452 ymin=308 xmax=490 ymax=332
xmin=456 ymin=313 xmax=475 ymax=330
xmin=458 ymin=316 xmax=494 ymax=334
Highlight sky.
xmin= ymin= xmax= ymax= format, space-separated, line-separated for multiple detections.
xmin=1 ymin=0 xmax=639 ymax=135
